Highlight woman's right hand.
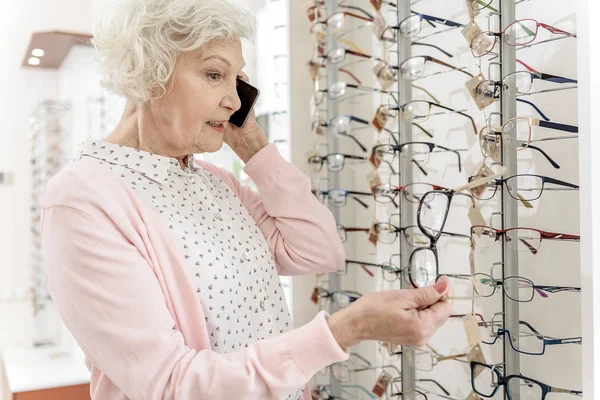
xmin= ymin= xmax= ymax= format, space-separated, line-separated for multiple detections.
xmin=327 ymin=276 xmax=453 ymax=349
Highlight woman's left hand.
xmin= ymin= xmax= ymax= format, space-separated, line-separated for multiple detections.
xmin=223 ymin=72 xmax=269 ymax=163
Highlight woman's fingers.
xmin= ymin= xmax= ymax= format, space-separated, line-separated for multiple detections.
xmin=405 ymin=277 xmax=449 ymax=310
xmin=417 ymin=277 xmax=454 ymax=330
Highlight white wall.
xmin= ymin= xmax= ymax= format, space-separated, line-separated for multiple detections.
xmin=578 ymin=0 xmax=598 ymax=398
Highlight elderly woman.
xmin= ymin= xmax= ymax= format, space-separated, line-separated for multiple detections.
xmin=40 ymin=0 xmax=453 ymax=399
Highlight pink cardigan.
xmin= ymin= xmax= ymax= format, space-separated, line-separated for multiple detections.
xmin=41 ymin=144 xmax=349 ymax=399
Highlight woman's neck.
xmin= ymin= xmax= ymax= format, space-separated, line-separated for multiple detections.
xmin=105 ymin=102 xmax=188 ymax=169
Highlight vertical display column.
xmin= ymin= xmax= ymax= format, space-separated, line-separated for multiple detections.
xmin=499 ymin=0 xmax=520 ymax=392
xmin=396 ymin=1 xmax=416 ymax=398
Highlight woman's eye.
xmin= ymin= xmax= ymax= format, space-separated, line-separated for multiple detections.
xmin=207 ymin=72 xmax=221 ymax=81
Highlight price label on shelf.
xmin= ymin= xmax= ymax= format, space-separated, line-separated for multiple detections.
xmin=372 ymin=12 xmax=387 ymax=41
xmin=373 ymin=61 xmax=397 ymax=91
xmin=465 ymin=0 xmax=481 ymax=20
xmin=467 ymin=344 xmax=488 ymax=379
xmin=371 ymin=371 xmax=392 ymax=398
xmin=468 ymin=391 xmax=484 ymax=400
xmin=465 ymin=73 xmax=497 ymax=111
xmin=369 ymin=220 xmax=380 ymax=246
xmin=463 ymin=314 xmax=484 ymax=348
xmin=468 ymin=204 xmax=487 ymax=229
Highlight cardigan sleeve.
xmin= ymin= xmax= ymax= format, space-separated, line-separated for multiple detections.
xmin=41 ymin=205 xmax=348 ymax=400
xmin=201 ymin=144 xmax=345 ymax=276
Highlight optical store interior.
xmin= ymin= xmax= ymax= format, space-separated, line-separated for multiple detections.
xmin=2 ymin=0 xmax=600 ymax=399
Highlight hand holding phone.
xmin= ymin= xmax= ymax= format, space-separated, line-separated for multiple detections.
xmin=229 ymin=78 xmax=260 ymax=128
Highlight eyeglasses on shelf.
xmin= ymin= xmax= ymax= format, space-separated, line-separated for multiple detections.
xmin=396 ymin=12 xmax=463 ymax=38
xmin=312 ymin=114 xmax=381 ymax=152
xmin=499 ymin=116 xmax=578 ymax=148
xmin=399 ymin=55 xmax=473 ymax=81
xmin=308 ymin=59 xmax=363 ymax=85
xmin=470 ymin=225 xmax=580 ymax=254
xmin=481 ymin=314 xmax=581 ymax=355
xmin=470 ymin=18 xmax=577 ymax=58
xmin=477 ymin=62 xmax=577 ymax=98
xmin=313 ymin=188 xmax=373 ymax=208
xmin=478 ymin=126 xmax=575 ymax=169
xmin=470 ymin=362 xmax=582 ymax=399
xmin=468 ymin=173 xmax=579 ymax=202
xmin=472 ymin=273 xmax=581 ymax=303
xmin=310 ymin=9 xmax=374 ymax=39
xmin=315 ymin=287 xmax=362 ymax=309
xmin=377 ymin=222 xmax=469 ymax=245
xmin=411 ymin=173 xmax=505 ymax=284
xmin=315 ymin=81 xmax=391 ymax=105
xmin=307 ymin=153 xmax=367 ymax=173
xmin=396 ymin=100 xmax=477 ymax=135
xmin=372 ymin=142 xmax=465 ymax=172
xmin=336 ymin=224 xmax=370 ymax=243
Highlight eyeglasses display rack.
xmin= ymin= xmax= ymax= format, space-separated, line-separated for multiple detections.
xmin=307 ymin=0 xmax=581 ymax=398
xmin=29 ymin=99 xmax=73 ymax=347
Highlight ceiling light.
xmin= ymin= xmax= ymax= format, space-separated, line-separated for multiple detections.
xmin=32 ymin=48 xmax=45 ymax=57
xmin=28 ymin=57 xmax=40 ymax=66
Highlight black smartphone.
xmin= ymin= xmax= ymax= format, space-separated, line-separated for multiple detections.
xmin=229 ymin=78 xmax=260 ymax=128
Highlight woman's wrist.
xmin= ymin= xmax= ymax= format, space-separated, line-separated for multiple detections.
xmin=226 ymin=124 xmax=269 ymax=163
xmin=326 ymin=307 xmax=363 ymax=350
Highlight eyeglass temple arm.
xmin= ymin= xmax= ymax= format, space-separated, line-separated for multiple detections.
xmin=543 ymin=176 xmax=579 ymax=189
xmin=343 ymin=227 xmax=370 ymax=232
xmin=546 ymin=336 xmax=582 ymax=346
xmin=338 ymin=11 xmax=373 ymax=23
xmin=412 ymin=42 xmax=454 ymax=58
xmin=429 ymin=56 xmax=473 ymax=78
xmin=339 ymin=5 xmax=374 ymax=19
xmin=345 ymin=260 xmax=382 ymax=269
xmin=433 ymin=144 xmax=462 ymax=173
xmin=473 ymin=0 xmax=498 ymax=12
xmin=409 ymin=11 xmax=437 ymax=28
xmin=517 ymin=320 xmax=545 ymax=339
xmin=338 ymin=68 xmax=363 ymax=85
xmin=430 ymin=102 xmax=477 ymax=135
xmin=539 ymin=231 xmax=580 ymax=241
xmin=413 ymin=122 xmax=434 ymax=138
xmin=538 ymin=120 xmax=578 ymax=133
xmin=524 ymin=144 xmax=560 ymax=169
xmin=350 ymin=196 xmax=370 ymax=208
xmin=538 ymin=22 xmax=577 ymax=38
xmin=416 ymin=379 xmax=451 ymax=396
xmin=420 ymin=13 xmax=463 ymax=28
xmin=537 ymin=72 xmax=578 ymax=84
xmin=342 ymin=134 xmax=367 ymax=152
xmin=436 ymin=353 xmax=468 ymax=362
xmin=441 ymin=231 xmax=470 ymax=238
xmin=549 ymin=387 xmax=583 ymax=396
xmin=517 ymin=98 xmax=551 ymax=121
xmin=345 ymin=49 xmax=384 ymax=63
xmin=412 ymin=159 xmax=429 ymax=175
xmin=535 ymin=285 xmax=581 ymax=293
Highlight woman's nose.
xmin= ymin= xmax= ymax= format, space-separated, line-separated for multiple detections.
xmin=222 ymin=82 xmax=242 ymax=112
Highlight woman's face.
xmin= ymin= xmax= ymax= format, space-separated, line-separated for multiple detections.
xmin=149 ymin=39 xmax=244 ymax=155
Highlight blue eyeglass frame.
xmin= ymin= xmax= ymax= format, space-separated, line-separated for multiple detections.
xmin=470 ymin=362 xmax=582 ymax=399
xmin=482 ymin=320 xmax=582 ymax=355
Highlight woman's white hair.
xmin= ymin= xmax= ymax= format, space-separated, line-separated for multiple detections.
xmin=91 ymin=0 xmax=256 ymax=104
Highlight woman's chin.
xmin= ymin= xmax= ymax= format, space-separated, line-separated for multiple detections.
xmin=202 ymin=139 xmax=225 ymax=153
